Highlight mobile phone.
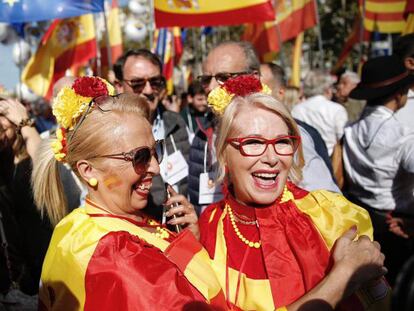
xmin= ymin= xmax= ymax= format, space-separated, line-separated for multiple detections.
xmin=164 ymin=183 xmax=182 ymax=233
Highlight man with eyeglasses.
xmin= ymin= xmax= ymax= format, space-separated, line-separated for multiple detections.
xmin=113 ymin=49 xmax=190 ymax=218
xmin=188 ymin=41 xmax=261 ymax=215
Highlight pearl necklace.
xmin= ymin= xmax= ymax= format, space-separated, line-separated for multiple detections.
xmin=226 ymin=185 xmax=292 ymax=249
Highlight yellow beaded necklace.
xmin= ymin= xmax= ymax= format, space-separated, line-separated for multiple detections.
xmin=226 ymin=185 xmax=292 ymax=249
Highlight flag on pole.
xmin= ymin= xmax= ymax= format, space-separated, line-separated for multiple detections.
xmin=290 ymin=32 xmax=304 ymax=87
xmin=154 ymin=0 xmax=275 ymax=27
xmin=21 ymin=14 xmax=97 ymax=99
xmin=0 ymin=0 xmax=104 ymax=23
xmin=155 ymin=29 xmax=174 ymax=95
xmin=101 ymin=0 xmax=123 ymax=76
xmin=173 ymin=27 xmax=183 ymax=65
xmin=331 ymin=16 xmax=370 ymax=73
xmin=243 ymin=0 xmax=317 ymax=61
xmin=360 ymin=0 xmax=407 ymax=33
xmin=403 ymin=0 xmax=414 ymax=34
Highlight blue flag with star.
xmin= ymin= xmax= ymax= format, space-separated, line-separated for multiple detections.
xmin=0 ymin=0 xmax=104 ymax=23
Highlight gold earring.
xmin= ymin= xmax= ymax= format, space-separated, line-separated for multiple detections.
xmin=88 ymin=178 xmax=98 ymax=187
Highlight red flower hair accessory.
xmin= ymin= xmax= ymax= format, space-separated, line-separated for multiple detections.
xmin=51 ymin=76 xmax=115 ymax=161
xmin=207 ymin=75 xmax=271 ymax=115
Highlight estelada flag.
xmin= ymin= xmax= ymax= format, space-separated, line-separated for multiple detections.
xmin=243 ymin=0 xmax=317 ymax=61
xmin=361 ymin=0 xmax=407 ymax=33
xmin=100 ymin=0 xmax=123 ymax=76
xmin=154 ymin=0 xmax=275 ymax=27
xmin=22 ymin=14 xmax=97 ymax=99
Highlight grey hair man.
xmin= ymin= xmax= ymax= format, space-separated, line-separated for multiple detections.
xmin=336 ymin=71 xmax=365 ymax=122
xmin=292 ymin=70 xmax=348 ymax=156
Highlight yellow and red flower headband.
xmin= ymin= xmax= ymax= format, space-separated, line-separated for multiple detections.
xmin=51 ymin=76 xmax=115 ymax=162
xmin=207 ymin=75 xmax=271 ymax=116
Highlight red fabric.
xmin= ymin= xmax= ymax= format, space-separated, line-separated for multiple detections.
xmin=155 ymin=2 xmax=275 ymax=27
xmin=84 ymin=231 xmax=208 ymax=311
xmin=242 ymin=0 xmax=316 ymax=60
xmin=164 ymin=229 xmax=203 ymax=272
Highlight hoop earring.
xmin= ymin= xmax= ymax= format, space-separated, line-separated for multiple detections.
xmin=88 ymin=178 xmax=98 ymax=187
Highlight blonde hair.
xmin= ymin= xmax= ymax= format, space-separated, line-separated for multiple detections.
xmin=32 ymin=93 xmax=150 ymax=225
xmin=215 ymin=93 xmax=304 ymax=184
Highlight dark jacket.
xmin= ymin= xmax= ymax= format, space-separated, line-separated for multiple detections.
xmin=144 ymin=108 xmax=190 ymax=220
xmin=188 ymin=111 xmax=217 ymax=214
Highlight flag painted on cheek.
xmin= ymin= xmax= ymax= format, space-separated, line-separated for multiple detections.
xmin=103 ymin=175 xmax=123 ymax=190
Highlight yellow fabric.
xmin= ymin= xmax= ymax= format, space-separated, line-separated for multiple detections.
xmin=155 ymin=0 xmax=269 ymax=14
xmin=211 ymin=209 xmax=275 ymax=311
xmin=295 ymin=190 xmax=373 ymax=250
xmin=40 ymin=203 xmax=222 ymax=310
xmin=403 ymin=14 xmax=414 ymax=34
xmin=290 ymin=32 xmax=304 ymax=87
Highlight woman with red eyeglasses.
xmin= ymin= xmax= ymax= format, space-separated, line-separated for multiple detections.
xmin=199 ymin=75 xmax=390 ymax=310
xmin=32 ymin=77 xmax=226 ymax=310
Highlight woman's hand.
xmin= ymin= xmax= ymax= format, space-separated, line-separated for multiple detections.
xmin=0 ymin=98 xmax=30 ymax=126
xmin=164 ymin=185 xmax=200 ymax=240
xmin=331 ymin=226 xmax=386 ymax=296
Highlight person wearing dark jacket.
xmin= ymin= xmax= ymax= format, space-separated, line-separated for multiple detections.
xmin=114 ymin=49 xmax=190 ymax=219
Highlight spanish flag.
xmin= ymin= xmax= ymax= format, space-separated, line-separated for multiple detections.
xmin=361 ymin=0 xmax=407 ymax=33
xmin=100 ymin=0 xmax=123 ymax=76
xmin=39 ymin=200 xmax=226 ymax=310
xmin=155 ymin=28 xmax=174 ymax=95
xmin=154 ymin=0 xmax=275 ymax=27
xmin=22 ymin=14 xmax=96 ymax=100
xmin=243 ymin=0 xmax=317 ymax=61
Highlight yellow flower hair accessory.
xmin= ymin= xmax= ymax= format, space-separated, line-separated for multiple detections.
xmin=207 ymin=75 xmax=271 ymax=116
xmin=51 ymin=76 xmax=115 ymax=161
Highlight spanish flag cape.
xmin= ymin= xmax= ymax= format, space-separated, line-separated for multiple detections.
xmin=39 ymin=199 xmax=226 ymax=311
xmin=199 ymin=182 xmax=391 ymax=311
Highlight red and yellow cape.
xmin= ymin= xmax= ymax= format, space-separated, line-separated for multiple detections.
xmin=199 ymin=182 xmax=390 ymax=311
xmin=39 ymin=199 xmax=226 ymax=311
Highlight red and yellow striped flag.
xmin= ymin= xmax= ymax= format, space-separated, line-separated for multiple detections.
xmin=361 ymin=0 xmax=407 ymax=33
xmin=22 ymin=14 xmax=96 ymax=99
xmin=154 ymin=0 xmax=275 ymax=27
xmin=243 ymin=0 xmax=317 ymax=61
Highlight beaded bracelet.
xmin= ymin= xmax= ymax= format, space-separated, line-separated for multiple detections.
xmin=16 ymin=118 xmax=35 ymax=135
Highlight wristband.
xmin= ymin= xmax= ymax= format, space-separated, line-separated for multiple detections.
xmin=16 ymin=118 xmax=35 ymax=134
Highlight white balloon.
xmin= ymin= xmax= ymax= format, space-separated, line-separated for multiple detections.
xmin=12 ymin=40 xmax=31 ymax=66
xmin=15 ymin=83 xmax=39 ymax=102
xmin=124 ymin=19 xmax=147 ymax=42
xmin=0 ymin=23 xmax=8 ymax=42
xmin=128 ymin=0 xmax=147 ymax=15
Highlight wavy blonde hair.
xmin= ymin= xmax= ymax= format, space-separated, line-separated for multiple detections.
xmin=32 ymin=93 xmax=150 ymax=225
xmin=215 ymin=93 xmax=304 ymax=185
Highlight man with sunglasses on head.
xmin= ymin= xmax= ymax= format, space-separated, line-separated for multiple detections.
xmin=189 ymin=41 xmax=261 ymax=215
xmin=114 ymin=49 xmax=190 ymax=219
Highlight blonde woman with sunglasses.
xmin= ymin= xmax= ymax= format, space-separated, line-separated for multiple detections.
xmin=32 ymin=77 xmax=226 ymax=311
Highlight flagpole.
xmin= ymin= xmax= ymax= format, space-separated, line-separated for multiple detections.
xmin=312 ymin=0 xmax=325 ymax=69
xmin=149 ymin=0 xmax=155 ymax=50
xmin=94 ymin=15 xmax=102 ymax=77
xmin=103 ymin=0 xmax=113 ymax=73
xmin=358 ymin=0 xmax=366 ymax=65
xmin=272 ymin=1 xmax=286 ymax=68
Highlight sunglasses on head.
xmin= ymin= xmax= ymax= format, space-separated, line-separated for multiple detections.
xmin=196 ymin=71 xmax=255 ymax=87
xmin=123 ymin=76 xmax=166 ymax=93
xmin=70 ymin=94 xmax=120 ymax=143
xmin=89 ymin=140 xmax=165 ymax=174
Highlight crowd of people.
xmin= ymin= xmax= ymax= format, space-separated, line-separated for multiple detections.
xmin=1 ymin=33 xmax=414 ymax=311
